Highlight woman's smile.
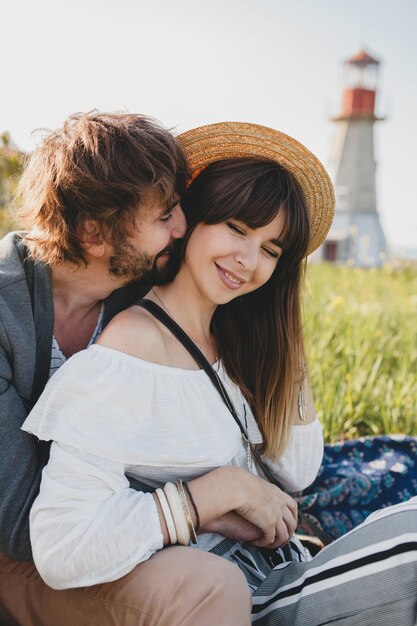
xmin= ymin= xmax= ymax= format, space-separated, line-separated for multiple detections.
xmin=181 ymin=213 xmax=286 ymax=308
xmin=214 ymin=262 xmax=246 ymax=290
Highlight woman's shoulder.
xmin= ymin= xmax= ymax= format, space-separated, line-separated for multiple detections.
xmin=98 ymin=302 xmax=202 ymax=370
xmin=97 ymin=303 xmax=169 ymax=365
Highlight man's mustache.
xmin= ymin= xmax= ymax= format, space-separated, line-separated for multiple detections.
xmin=153 ymin=240 xmax=184 ymax=266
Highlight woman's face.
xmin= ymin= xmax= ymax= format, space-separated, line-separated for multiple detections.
xmin=182 ymin=209 xmax=285 ymax=306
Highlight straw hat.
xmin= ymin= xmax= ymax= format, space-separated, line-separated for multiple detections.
xmin=178 ymin=122 xmax=335 ymax=255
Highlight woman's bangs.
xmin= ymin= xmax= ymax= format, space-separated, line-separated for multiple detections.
xmin=205 ymin=163 xmax=290 ymax=229
xmin=181 ymin=158 xmax=309 ymax=261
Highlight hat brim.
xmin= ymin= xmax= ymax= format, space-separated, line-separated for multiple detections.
xmin=178 ymin=122 xmax=335 ymax=255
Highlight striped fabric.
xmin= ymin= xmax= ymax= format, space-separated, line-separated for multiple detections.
xmin=48 ymin=304 xmax=104 ymax=379
xmin=211 ymin=498 xmax=417 ymax=625
xmin=49 ymin=337 xmax=67 ymax=378
xmin=210 ymin=536 xmax=309 ymax=594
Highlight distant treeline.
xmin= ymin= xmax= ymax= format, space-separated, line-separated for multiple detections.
xmin=0 ymin=132 xmax=24 ymax=236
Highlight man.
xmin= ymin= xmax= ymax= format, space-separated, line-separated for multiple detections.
xmin=0 ymin=112 xmax=250 ymax=625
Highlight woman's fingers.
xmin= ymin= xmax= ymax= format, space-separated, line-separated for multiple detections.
xmin=284 ymin=493 xmax=298 ymax=519
xmin=275 ymin=517 xmax=290 ymax=545
xmin=259 ymin=525 xmax=277 ymax=547
xmin=249 ymin=499 xmax=298 ymax=549
xmin=281 ymin=503 xmax=298 ymax=539
xmin=251 ymin=517 xmax=288 ymax=549
xmin=234 ymin=471 xmax=300 ymax=548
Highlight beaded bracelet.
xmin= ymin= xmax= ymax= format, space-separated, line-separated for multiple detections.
xmin=163 ymin=482 xmax=190 ymax=545
xmin=155 ymin=488 xmax=177 ymax=545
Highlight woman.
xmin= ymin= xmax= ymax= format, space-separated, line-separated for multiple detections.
xmin=23 ymin=123 xmax=417 ymax=625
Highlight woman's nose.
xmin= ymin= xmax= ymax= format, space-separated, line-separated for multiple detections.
xmin=235 ymin=243 xmax=259 ymax=271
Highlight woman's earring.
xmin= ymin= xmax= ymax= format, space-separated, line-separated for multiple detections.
xmin=297 ymin=382 xmax=306 ymax=421
xmin=297 ymin=365 xmax=307 ymax=421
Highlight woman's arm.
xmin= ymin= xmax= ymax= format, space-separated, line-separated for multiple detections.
xmin=199 ymin=512 xmax=263 ymax=543
xmin=31 ymin=441 xmax=297 ymax=590
xmin=261 ymin=377 xmax=324 ymax=493
xmin=30 ymin=442 xmax=164 ymax=589
xmin=183 ymin=467 xmax=298 ymax=549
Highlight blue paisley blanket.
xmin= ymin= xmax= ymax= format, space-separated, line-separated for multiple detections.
xmin=297 ymin=435 xmax=417 ymax=539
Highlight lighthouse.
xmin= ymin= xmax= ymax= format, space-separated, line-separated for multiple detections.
xmin=320 ymin=49 xmax=387 ymax=266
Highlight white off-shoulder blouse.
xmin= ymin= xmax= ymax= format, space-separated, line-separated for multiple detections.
xmin=22 ymin=344 xmax=324 ymax=589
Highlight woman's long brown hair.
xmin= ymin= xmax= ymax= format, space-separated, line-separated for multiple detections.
xmin=180 ymin=159 xmax=310 ymax=458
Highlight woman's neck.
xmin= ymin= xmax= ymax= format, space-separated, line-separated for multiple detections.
xmin=150 ymin=271 xmax=217 ymax=353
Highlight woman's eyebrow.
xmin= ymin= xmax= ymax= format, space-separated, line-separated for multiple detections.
xmin=270 ymin=238 xmax=284 ymax=249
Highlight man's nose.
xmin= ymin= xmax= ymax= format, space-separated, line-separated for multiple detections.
xmin=171 ymin=204 xmax=187 ymax=239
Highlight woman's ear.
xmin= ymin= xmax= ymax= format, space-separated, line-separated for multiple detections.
xmin=77 ymin=220 xmax=106 ymax=258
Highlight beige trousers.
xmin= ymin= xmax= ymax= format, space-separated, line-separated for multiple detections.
xmin=0 ymin=547 xmax=251 ymax=626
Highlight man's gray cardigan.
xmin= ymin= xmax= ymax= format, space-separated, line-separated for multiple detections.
xmin=0 ymin=232 xmax=140 ymax=561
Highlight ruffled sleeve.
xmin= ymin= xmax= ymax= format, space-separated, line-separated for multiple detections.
xmin=22 ymin=346 xmax=167 ymax=589
xmin=23 ymin=345 xmax=242 ymax=467
xmin=261 ymin=419 xmax=324 ymax=492
xmin=29 ymin=441 xmax=163 ymax=589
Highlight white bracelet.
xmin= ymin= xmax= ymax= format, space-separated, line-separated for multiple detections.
xmin=155 ymin=488 xmax=177 ymax=545
xmin=164 ymin=482 xmax=190 ymax=546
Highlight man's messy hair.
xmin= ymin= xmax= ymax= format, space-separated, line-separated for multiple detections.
xmin=15 ymin=111 xmax=188 ymax=265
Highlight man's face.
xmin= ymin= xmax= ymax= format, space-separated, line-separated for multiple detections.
xmin=108 ymin=196 xmax=187 ymax=284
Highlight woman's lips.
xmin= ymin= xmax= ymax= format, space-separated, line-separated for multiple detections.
xmin=215 ymin=263 xmax=246 ymax=290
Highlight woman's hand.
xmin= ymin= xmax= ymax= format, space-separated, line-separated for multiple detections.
xmin=232 ymin=469 xmax=298 ymax=548
xmin=187 ymin=466 xmax=298 ymax=549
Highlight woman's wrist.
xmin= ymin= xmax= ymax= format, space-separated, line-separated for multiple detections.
xmin=153 ymin=466 xmax=249 ymax=545
xmin=208 ymin=466 xmax=246 ymax=511
xmin=152 ymin=467 xmax=242 ymax=546
xmin=187 ymin=466 xmax=245 ymax=526
xmin=218 ymin=465 xmax=248 ymax=510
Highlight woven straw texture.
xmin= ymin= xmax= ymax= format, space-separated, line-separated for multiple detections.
xmin=178 ymin=122 xmax=335 ymax=255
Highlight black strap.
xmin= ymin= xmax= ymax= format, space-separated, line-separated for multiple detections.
xmin=22 ymin=242 xmax=35 ymax=314
xmin=136 ymin=299 xmax=333 ymax=546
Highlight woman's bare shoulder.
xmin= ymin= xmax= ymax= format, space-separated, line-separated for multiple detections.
xmin=96 ymin=304 xmax=168 ymax=363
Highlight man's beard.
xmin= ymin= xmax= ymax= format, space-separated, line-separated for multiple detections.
xmin=108 ymin=239 xmax=183 ymax=286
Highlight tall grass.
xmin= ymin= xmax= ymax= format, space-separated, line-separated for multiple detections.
xmin=304 ymin=263 xmax=417 ymax=442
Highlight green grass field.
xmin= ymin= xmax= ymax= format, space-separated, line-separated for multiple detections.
xmin=304 ymin=262 xmax=417 ymax=443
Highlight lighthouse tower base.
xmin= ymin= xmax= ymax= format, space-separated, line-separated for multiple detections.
xmin=318 ymin=211 xmax=387 ymax=266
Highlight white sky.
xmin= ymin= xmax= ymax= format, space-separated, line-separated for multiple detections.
xmin=2 ymin=0 xmax=416 ymax=251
